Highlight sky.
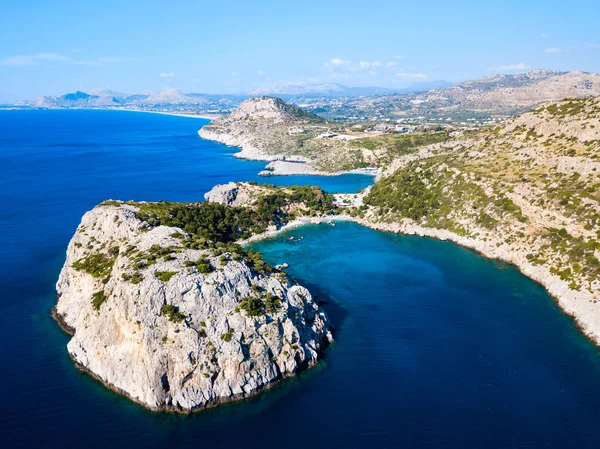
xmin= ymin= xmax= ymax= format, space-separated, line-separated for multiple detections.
xmin=1 ymin=0 xmax=599 ymax=102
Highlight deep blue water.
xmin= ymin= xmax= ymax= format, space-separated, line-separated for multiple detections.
xmin=2 ymin=110 xmax=600 ymax=448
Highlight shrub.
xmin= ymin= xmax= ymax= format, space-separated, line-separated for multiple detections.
xmin=239 ymin=296 xmax=264 ymax=317
xmin=91 ymin=290 xmax=107 ymax=311
xmin=221 ymin=328 xmax=234 ymax=342
xmin=131 ymin=272 xmax=143 ymax=284
xmin=154 ymin=271 xmax=178 ymax=282
xmin=160 ymin=304 xmax=186 ymax=323
xmin=264 ymin=292 xmax=282 ymax=313
xmin=72 ymin=252 xmax=116 ymax=279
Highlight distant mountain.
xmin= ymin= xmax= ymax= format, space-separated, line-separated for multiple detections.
xmin=25 ymin=89 xmax=242 ymax=110
xmin=35 ymin=91 xmax=122 ymax=108
xmin=132 ymin=89 xmax=208 ymax=106
xmin=13 ymin=70 xmax=600 ymax=120
xmin=247 ymin=83 xmax=446 ymax=97
xmin=312 ymin=69 xmax=600 ymax=120
xmin=407 ymin=70 xmax=600 ymax=114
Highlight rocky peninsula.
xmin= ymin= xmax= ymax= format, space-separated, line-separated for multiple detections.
xmin=54 ymin=185 xmax=335 ymax=412
xmin=199 ymin=96 xmax=381 ymax=175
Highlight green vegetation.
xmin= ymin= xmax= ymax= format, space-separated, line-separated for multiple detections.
xmin=99 ymin=200 xmax=122 ymax=207
xmin=365 ymin=168 xmax=441 ymax=221
xmin=350 ymin=132 xmax=450 ymax=162
xmin=131 ymin=186 xmax=334 ymax=244
xmin=221 ymin=328 xmax=234 ymax=342
xmin=154 ymin=271 xmax=178 ymax=282
xmin=364 ymin=158 xmax=528 ymax=235
xmin=91 ymin=290 xmax=107 ymax=311
xmin=238 ymin=296 xmax=264 ymax=317
xmin=183 ymin=258 xmax=214 ymax=274
xmin=238 ymin=291 xmax=282 ymax=317
xmin=160 ymin=304 xmax=186 ymax=323
xmin=264 ymin=292 xmax=282 ymax=313
xmin=72 ymin=251 xmax=117 ymax=279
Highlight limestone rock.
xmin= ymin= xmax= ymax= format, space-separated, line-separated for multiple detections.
xmin=55 ymin=202 xmax=331 ymax=412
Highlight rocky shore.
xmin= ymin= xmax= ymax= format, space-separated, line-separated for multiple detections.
xmin=245 ymin=210 xmax=600 ymax=345
xmin=54 ymin=202 xmax=332 ymax=412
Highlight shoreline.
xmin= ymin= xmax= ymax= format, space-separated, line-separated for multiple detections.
xmin=198 ymin=128 xmax=379 ymax=177
xmin=51 ymin=305 xmax=330 ymax=415
xmin=242 ymin=213 xmax=600 ymax=347
xmin=200 ymin=124 xmax=600 ymax=347
xmin=121 ymin=109 xmax=221 ymax=120
xmin=0 ymin=107 xmax=221 ymax=120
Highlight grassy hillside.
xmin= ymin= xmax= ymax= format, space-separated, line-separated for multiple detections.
xmin=361 ymin=97 xmax=600 ymax=292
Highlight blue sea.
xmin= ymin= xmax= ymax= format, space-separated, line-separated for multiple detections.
xmin=2 ymin=109 xmax=600 ymax=448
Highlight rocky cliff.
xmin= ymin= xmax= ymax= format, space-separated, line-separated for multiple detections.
xmin=54 ymin=201 xmax=331 ymax=412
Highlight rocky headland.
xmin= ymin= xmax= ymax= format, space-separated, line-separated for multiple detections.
xmin=54 ymin=186 xmax=335 ymax=412
xmin=199 ymin=96 xmax=382 ymax=174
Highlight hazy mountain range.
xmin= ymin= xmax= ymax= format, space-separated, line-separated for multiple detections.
xmin=13 ymin=82 xmax=449 ymax=109
xmin=9 ymin=70 xmax=600 ymax=121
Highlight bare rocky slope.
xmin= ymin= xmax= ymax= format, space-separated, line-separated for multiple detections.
xmin=54 ymin=189 xmax=334 ymax=412
xmin=417 ymin=70 xmax=600 ymax=113
xmin=326 ymin=70 xmax=600 ymax=120
xmin=199 ymin=96 xmax=446 ymax=173
xmin=198 ymin=96 xmax=354 ymax=173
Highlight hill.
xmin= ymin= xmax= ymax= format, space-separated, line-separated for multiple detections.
xmin=199 ymin=96 xmax=447 ymax=174
xmin=316 ymin=70 xmax=600 ymax=121
xmin=350 ymin=96 xmax=600 ymax=342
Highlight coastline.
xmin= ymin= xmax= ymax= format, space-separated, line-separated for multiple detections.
xmin=51 ymin=306 xmax=329 ymax=415
xmin=198 ymin=127 xmax=379 ymax=177
xmin=242 ymin=213 xmax=600 ymax=347
xmin=122 ymin=109 xmax=221 ymax=120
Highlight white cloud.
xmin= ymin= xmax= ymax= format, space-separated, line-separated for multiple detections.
xmin=544 ymin=47 xmax=561 ymax=53
xmin=257 ymin=69 xmax=267 ymax=76
xmin=326 ymin=58 xmax=352 ymax=68
xmin=0 ymin=52 xmax=129 ymax=67
xmin=395 ymin=72 xmax=427 ymax=80
xmin=488 ymin=62 xmax=529 ymax=71
xmin=541 ymin=33 xmax=549 ymax=38
xmin=386 ymin=61 xmax=397 ymax=68
xmin=586 ymin=43 xmax=600 ymax=49
xmin=159 ymin=72 xmax=174 ymax=79
xmin=0 ymin=52 xmax=69 ymax=66
xmin=330 ymin=59 xmax=388 ymax=72
xmin=395 ymin=55 xmax=405 ymax=60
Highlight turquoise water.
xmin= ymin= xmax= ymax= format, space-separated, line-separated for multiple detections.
xmin=2 ymin=109 xmax=600 ymax=448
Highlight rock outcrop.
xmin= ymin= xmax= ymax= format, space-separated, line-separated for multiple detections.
xmin=198 ymin=97 xmax=371 ymax=173
xmin=54 ymin=202 xmax=331 ymax=412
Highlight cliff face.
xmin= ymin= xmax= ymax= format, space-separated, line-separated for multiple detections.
xmin=55 ymin=203 xmax=331 ymax=412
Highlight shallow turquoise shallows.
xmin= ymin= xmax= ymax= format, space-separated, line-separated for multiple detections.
xmin=2 ymin=110 xmax=600 ymax=449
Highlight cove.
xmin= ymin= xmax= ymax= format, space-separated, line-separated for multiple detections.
xmin=250 ymin=221 xmax=600 ymax=448
xmin=2 ymin=110 xmax=600 ymax=448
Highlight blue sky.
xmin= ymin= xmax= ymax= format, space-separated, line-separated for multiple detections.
xmin=1 ymin=0 xmax=599 ymax=102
